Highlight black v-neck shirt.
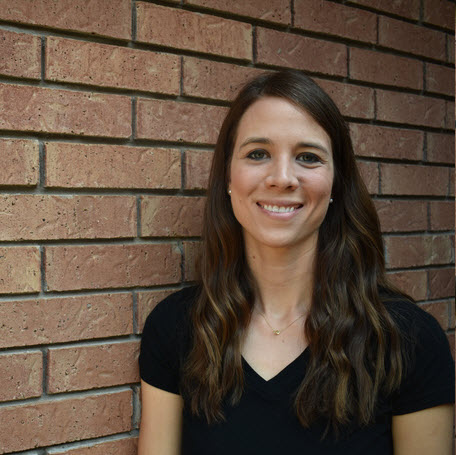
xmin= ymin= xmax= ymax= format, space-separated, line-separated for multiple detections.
xmin=139 ymin=286 xmax=455 ymax=455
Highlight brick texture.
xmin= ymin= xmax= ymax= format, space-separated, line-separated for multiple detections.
xmin=350 ymin=124 xmax=423 ymax=160
xmin=0 ymin=247 xmax=40 ymax=294
xmin=49 ymin=437 xmax=138 ymax=455
xmin=380 ymin=163 xmax=449 ymax=196
xmin=378 ymin=16 xmax=446 ymax=60
xmin=45 ymin=244 xmax=181 ymax=291
xmin=184 ymin=0 xmax=291 ymax=24
xmin=347 ymin=0 xmax=420 ymax=20
xmin=141 ymin=196 xmax=205 ymax=237
xmin=0 ymin=351 xmax=42 ymax=402
xmin=350 ymin=48 xmax=423 ymax=90
xmin=0 ymin=195 xmax=136 ymax=240
xmin=46 ymin=37 xmax=180 ymax=94
xmin=256 ymin=28 xmax=347 ymax=76
xmin=376 ymin=90 xmax=446 ymax=128
xmin=0 ymin=29 xmax=41 ymax=79
xmin=374 ymin=200 xmax=428 ymax=233
xmin=185 ymin=149 xmax=213 ymax=189
xmin=0 ymin=0 xmax=131 ymax=39
xmin=183 ymin=57 xmax=262 ymax=101
xmin=425 ymin=63 xmax=454 ymax=97
xmin=0 ymin=391 xmax=132 ymax=453
xmin=136 ymin=2 xmax=252 ymax=60
xmin=0 ymin=139 xmax=39 ymax=186
xmin=0 ymin=2 xmax=453 ymax=452
xmin=0 ymin=294 xmax=133 ymax=349
xmin=426 ymin=133 xmax=455 ymax=164
xmin=294 ymin=0 xmax=377 ymax=43
xmin=137 ymin=98 xmax=227 ymax=144
xmin=47 ymin=341 xmax=140 ymax=393
xmin=46 ymin=143 xmax=181 ymax=189
xmin=0 ymin=84 xmax=131 ymax=137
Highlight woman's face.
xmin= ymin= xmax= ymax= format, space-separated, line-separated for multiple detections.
xmin=228 ymin=96 xmax=334 ymax=252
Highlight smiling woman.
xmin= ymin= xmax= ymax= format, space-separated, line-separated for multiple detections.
xmin=138 ymin=70 xmax=454 ymax=455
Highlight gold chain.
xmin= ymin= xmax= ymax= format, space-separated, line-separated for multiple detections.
xmin=258 ymin=311 xmax=305 ymax=335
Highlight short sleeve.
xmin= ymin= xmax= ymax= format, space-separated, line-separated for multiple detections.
xmin=390 ymin=302 xmax=455 ymax=415
xmin=139 ymin=287 xmax=195 ymax=395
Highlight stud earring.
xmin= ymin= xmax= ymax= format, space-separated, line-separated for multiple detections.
xmin=329 ymin=198 xmax=334 ymax=203
xmin=228 ymin=189 xmax=232 ymax=195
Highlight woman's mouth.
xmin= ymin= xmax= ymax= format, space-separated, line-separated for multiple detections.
xmin=257 ymin=202 xmax=303 ymax=213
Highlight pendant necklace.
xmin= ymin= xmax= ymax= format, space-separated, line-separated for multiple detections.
xmin=258 ymin=311 xmax=306 ymax=336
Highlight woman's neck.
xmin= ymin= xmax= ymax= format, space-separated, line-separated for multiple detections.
xmin=245 ymin=239 xmax=316 ymax=319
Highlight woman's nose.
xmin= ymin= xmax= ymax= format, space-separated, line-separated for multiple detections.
xmin=265 ymin=157 xmax=299 ymax=189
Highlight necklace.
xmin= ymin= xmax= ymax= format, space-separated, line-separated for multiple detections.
xmin=258 ymin=311 xmax=305 ymax=336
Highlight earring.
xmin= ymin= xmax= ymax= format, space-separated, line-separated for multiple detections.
xmin=228 ymin=189 xmax=231 ymax=195
xmin=329 ymin=198 xmax=333 ymax=203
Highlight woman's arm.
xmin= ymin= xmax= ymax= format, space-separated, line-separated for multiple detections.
xmin=392 ymin=404 xmax=454 ymax=455
xmin=138 ymin=380 xmax=184 ymax=455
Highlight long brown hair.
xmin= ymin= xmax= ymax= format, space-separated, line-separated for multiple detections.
xmin=181 ymin=70 xmax=404 ymax=432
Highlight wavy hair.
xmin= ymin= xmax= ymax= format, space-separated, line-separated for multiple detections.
xmin=181 ymin=70 xmax=405 ymax=432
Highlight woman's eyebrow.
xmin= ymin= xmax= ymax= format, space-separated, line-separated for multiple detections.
xmin=296 ymin=142 xmax=330 ymax=156
xmin=239 ymin=137 xmax=273 ymax=148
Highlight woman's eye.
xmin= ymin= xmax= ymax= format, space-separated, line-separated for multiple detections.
xmin=297 ymin=153 xmax=320 ymax=164
xmin=247 ymin=150 xmax=268 ymax=160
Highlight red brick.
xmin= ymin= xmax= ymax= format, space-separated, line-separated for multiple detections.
xmin=45 ymin=244 xmax=181 ymax=291
xmin=137 ymin=98 xmax=227 ymax=144
xmin=350 ymin=48 xmax=423 ymax=90
xmin=0 ymin=0 xmax=131 ymax=39
xmin=183 ymin=241 xmax=202 ymax=281
xmin=429 ymin=201 xmax=455 ymax=231
xmin=387 ymin=270 xmax=427 ymax=301
xmin=0 ymin=391 xmax=132 ymax=453
xmin=48 ymin=341 xmax=139 ymax=393
xmin=183 ymin=57 xmax=262 ymax=101
xmin=378 ymin=16 xmax=446 ymax=60
xmin=374 ymin=200 xmax=427 ymax=232
xmin=295 ymin=0 xmax=376 ymax=43
xmin=0 ymin=246 xmax=40 ymax=294
xmin=0 ymin=351 xmax=42 ymax=402
xmin=0 ymin=84 xmax=131 ymax=138
xmin=141 ymin=196 xmax=205 ymax=237
xmin=423 ymin=0 xmax=454 ymax=30
xmin=357 ymin=161 xmax=378 ymax=194
xmin=347 ymin=0 xmax=420 ymax=20
xmin=137 ymin=289 xmax=176 ymax=333
xmin=46 ymin=143 xmax=181 ymax=189
xmin=185 ymin=149 xmax=213 ymax=189
xmin=46 ymin=37 xmax=179 ymax=95
xmin=385 ymin=234 xmax=453 ymax=269
xmin=0 ymin=139 xmax=39 ymax=186
xmin=445 ymin=101 xmax=455 ymax=129
xmin=380 ymin=163 xmax=449 ymax=196
xmin=426 ymin=63 xmax=454 ymax=96
xmin=136 ymin=2 xmax=252 ymax=60
xmin=184 ymin=0 xmax=291 ymax=24
xmin=376 ymin=90 xmax=446 ymax=128
xmin=0 ymin=29 xmax=40 ymax=79
xmin=256 ymin=28 xmax=347 ymax=77
xmin=426 ymin=132 xmax=454 ymax=164
xmin=350 ymin=124 xmax=423 ymax=161
xmin=447 ymin=35 xmax=455 ymax=64
xmin=49 ymin=437 xmax=138 ymax=455
xmin=316 ymin=79 xmax=374 ymax=119
xmin=0 ymin=195 xmax=135 ymax=241
xmin=429 ymin=268 xmax=455 ymax=299
xmin=421 ymin=301 xmax=451 ymax=330
xmin=450 ymin=300 xmax=455 ymax=329
xmin=0 ymin=294 xmax=133 ymax=349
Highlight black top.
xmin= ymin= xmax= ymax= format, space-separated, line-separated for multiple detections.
xmin=139 ymin=286 xmax=455 ymax=455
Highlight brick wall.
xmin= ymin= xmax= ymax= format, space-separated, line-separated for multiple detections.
xmin=0 ymin=0 xmax=454 ymax=453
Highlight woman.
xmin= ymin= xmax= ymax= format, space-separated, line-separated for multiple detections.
xmin=138 ymin=70 xmax=454 ymax=454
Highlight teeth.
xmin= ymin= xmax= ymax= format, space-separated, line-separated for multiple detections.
xmin=262 ymin=204 xmax=297 ymax=213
